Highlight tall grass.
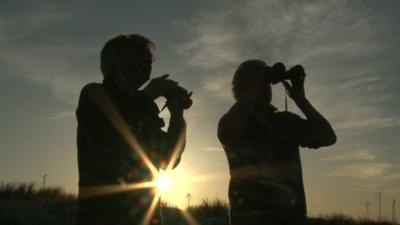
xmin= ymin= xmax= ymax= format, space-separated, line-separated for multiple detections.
xmin=0 ymin=182 xmax=76 ymax=201
xmin=0 ymin=185 xmax=394 ymax=225
xmin=185 ymin=200 xmax=393 ymax=225
xmin=307 ymin=214 xmax=393 ymax=225
xmin=187 ymin=198 xmax=230 ymax=224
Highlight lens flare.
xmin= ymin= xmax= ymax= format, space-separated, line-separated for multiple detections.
xmin=156 ymin=170 xmax=174 ymax=192
xmin=88 ymin=87 xmax=199 ymax=225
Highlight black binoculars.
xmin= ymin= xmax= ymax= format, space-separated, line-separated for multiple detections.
xmin=164 ymin=85 xmax=193 ymax=110
xmin=266 ymin=62 xmax=306 ymax=84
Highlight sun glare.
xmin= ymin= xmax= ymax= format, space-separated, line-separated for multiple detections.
xmin=90 ymin=89 xmax=198 ymax=224
xmin=156 ymin=170 xmax=174 ymax=192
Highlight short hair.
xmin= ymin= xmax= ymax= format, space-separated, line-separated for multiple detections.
xmin=100 ymin=34 xmax=155 ymax=81
xmin=232 ymin=59 xmax=268 ymax=100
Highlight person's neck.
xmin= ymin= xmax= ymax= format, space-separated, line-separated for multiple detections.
xmin=256 ymin=103 xmax=276 ymax=129
xmin=104 ymin=80 xmax=139 ymax=96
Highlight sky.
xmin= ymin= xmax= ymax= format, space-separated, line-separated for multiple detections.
xmin=1 ymin=0 xmax=399 ymax=219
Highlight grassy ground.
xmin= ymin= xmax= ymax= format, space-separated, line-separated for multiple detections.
xmin=0 ymin=182 xmax=75 ymax=201
xmin=0 ymin=183 xmax=395 ymax=225
xmin=185 ymin=199 xmax=394 ymax=225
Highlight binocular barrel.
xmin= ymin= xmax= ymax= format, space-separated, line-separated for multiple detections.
xmin=267 ymin=63 xmax=305 ymax=84
xmin=164 ymin=85 xmax=193 ymax=110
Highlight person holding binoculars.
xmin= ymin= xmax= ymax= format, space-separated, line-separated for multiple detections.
xmin=218 ymin=60 xmax=336 ymax=225
xmin=76 ymin=34 xmax=191 ymax=225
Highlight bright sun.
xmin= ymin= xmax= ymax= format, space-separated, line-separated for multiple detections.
xmin=156 ymin=170 xmax=174 ymax=192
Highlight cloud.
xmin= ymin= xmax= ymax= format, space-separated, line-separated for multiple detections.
xmin=327 ymin=163 xmax=397 ymax=179
xmin=0 ymin=2 xmax=102 ymax=105
xmin=0 ymin=2 xmax=73 ymax=44
xmin=319 ymin=149 xmax=377 ymax=162
xmin=174 ymin=0 xmax=371 ymax=70
xmin=0 ymin=46 xmax=97 ymax=104
xmin=196 ymin=70 xmax=233 ymax=103
xmin=50 ymin=111 xmax=75 ymax=121
xmin=381 ymin=174 xmax=400 ymax=181
xmin=174 ymin=0 xmax=400 ymax=131
xmin=319 ymin=93 xmax=400 ymax=130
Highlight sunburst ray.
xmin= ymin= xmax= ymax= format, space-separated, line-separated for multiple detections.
xmin=166 ymin=123 xmax=186 ymax=171
xmin=180 ymin=209 xmax=200 ymax=225
xmin=89 ymin=87 xmax=158 ymax=176
xmin=79 ymin=181 xmax=156 ymax=198
xmin=142 ymin=191 xmax=161 ymax=225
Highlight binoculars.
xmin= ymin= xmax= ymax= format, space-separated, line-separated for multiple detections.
xmin=164 ymin=85 xmax=193 ymax=110
xmin=266 ymin=63 xmax=306 ymax=84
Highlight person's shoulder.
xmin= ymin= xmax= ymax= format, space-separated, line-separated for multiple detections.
xmin=76 ymin=83 xmax=103 ymax=115
xmin=77 ymin=83 xmax=104 ymax=107
xmin=218 ymin=112 xmax=230 ymax=129
xmin=80 ymin=83 xmax=103 ymax=95
xmin=78 ymin=83 xmax=105 ymax=101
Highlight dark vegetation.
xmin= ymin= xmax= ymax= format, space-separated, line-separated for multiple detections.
xmin=0 ymin=182 xmax=394 ymax=225
xmin=0 ymin=182 xmax=76 ymax=201
xmin=188 ymin=198 xmax=230 ymax=225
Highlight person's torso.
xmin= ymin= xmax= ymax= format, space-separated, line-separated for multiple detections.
xmin=224 ymin=111 xmax=306 ymax=215
xmin=77 ymin=83 xmax=164 ymax=185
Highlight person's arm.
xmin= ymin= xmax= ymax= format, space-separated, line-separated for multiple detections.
xmin=294 ymin=97 xmax=336 ymax=147
xmin=142 ymin=74 xmax=178 ymax=100
xmin=76 ymin=84 xmax=113 ymax=187
xmin=282 ymin=69 xmax=336 ymax=148
xmin=161 ymin=107 xmax=186 ymax=169
xmin=142 ymin=75 xmax=188 ymax=169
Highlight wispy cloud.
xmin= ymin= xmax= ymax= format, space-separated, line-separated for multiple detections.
xmin=327 ymin=163 xmax=396 ymax=179
xmin=319 ymin=149 xmax=377 ymax=162
xmin=174 ymin=0 xmax=400 ymax=131
xmin=197 ymin=71 xmax=233 ymax=103
xmin=174 ymin=0 xmax=371 ymax=70
xmin=50 ymin=111 xmax=75 ymax=121
xmin=0 ymin=46 xmax=97 ymax=104
xmin=381 ymin=174 xmax=400 ymax=181
xmin=0 ymin=2 xmax=73 ymax=44
xmin=323 ymin=148 xmax=399 ymax=182
xmin=0 ymin=2 xmax=100 ymax=105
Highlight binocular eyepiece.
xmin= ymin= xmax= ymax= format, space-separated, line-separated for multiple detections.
xmin=266 ymin=62 xmax=306 ymax=84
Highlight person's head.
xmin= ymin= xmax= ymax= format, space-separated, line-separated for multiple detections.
xmin=232 ymin=59 xmax=272 ymax=102
xmin=100 ymin=34 xmax=155 ymax=90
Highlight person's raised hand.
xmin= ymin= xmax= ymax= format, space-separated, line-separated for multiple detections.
xmin=143 ymin=74 xmax=179 ymax=100
xmin=162 ymin=85 xmax=192 ymax=116
xmin=281 ymin=65 xmax=306 ymax=102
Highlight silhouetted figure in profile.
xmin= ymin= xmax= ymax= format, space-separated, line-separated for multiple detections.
xmin=218 ymin=60 xmax=336 ymax=225
xmin=76 ymin=34 xmax=191 ymax=225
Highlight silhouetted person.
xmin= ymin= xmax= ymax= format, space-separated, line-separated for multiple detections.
xmin=76 ymin=34 xmax=191 ymax=225
xmin=218 ymin=60 xmax=336 ymax=225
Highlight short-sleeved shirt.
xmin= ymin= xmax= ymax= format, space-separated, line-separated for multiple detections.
xmin=218 ymin=109 xmax=317 ymax=221
xmin=76 ymin=82 xmax=166 ymax=225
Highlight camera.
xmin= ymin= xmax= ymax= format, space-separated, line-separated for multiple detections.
xmin=164 ymin=85 xmax=193 ymax=110
xmin=266 ymin=62 xmax=306 ymax=84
